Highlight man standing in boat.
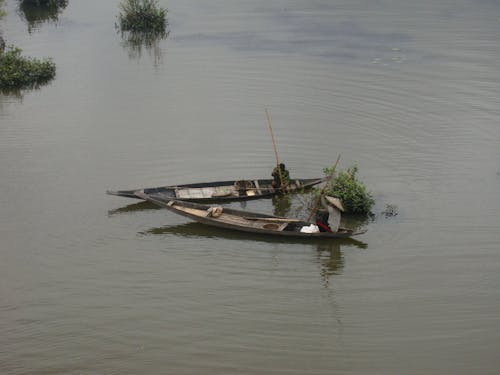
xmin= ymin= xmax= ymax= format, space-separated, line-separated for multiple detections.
xmin=271 ymin=163 xmax=290 ymax=191
xmin=316 ymin=196 xmax=344 ymax=233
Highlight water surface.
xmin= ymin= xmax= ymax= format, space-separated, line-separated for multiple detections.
xmin=1 ymin=0 xmax=500 ymax=374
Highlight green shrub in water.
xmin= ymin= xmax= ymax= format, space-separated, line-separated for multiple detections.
xmin=318 ymin=164 xmax=375 ymax=215
xmin=118 ymin=0 xmax=167 ymax=33
xmin=0 ymin=46 xmax=56 ymax=89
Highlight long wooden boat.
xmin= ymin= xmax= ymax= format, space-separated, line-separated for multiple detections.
xmin=107 ymin=177 xmax=325 ymax=203
xmin=135 ymin=192 xmax=367 ymax=239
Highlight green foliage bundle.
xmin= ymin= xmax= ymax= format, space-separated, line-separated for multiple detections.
xmin=118 ymin=0 xmax=167 ymax=33
xmin=319 ymin=164 xmax=375 ymax=215
xmin=0 ymin=46 xmax=55 ymax=89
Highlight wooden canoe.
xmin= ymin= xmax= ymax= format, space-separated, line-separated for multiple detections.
xmin=135 ymin=192 xmax=367 ymax=239
xmin=107 ymin=177 xmax=325 ymax=203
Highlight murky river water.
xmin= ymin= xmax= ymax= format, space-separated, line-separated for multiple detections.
xmin=1 ymin=0 xmax=500 ymax=373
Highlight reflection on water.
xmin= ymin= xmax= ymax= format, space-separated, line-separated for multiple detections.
xmin=272 ymin=194 xmax=292 ymax=217
xmin=1 ymin=80 xmax=55 ymax=99
xmin=143 ymin=221 xmax=367 ymax=247
xmin=341 ymin=213 xmax=373 ymax=231
xmin=272 ymin=192 xmax=319 ymax=220
xmin=18 ymin=0 xmax=68 ymax=33
xmin=0 ymin=87 xmax=23 ymax=100
xmin=107 ymin=200 xmax=158 ymax=216
xmin=119 ymin=29 xmax=169 ymax=66
xmin=144 ymin=221 xmax=367 ymax=287
xmin=317 ymin=241 xmax=345 ymax=279
xmin=316 ymin=240 xmax=367 ymax=287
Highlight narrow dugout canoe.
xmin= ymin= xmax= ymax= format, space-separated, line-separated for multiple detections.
xmin=135 ymin=192 xmax=367 ymax=239
xmin=107 ymin=177 xmax=324 ymax=203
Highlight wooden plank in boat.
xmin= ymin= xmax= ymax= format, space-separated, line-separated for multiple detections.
xmin=216 ymin=213 xmax=288 ymax=231
xmin=176 ymin=188 xmax=212 ymax=199
xmin=211 ymin=185 xmax=235 ymax=197
xmin=174 ymin=205 xmax=210 ymax=217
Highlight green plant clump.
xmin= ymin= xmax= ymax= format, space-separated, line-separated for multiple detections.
xmin=321 ymin=164 xmax=375 ymax=215
xmin=0 ymin=46 xmax=55 ymax=89
xmin=118 ymin=0 xmax=167 ymax=33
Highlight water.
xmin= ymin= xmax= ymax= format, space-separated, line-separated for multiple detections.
xmin=1 ymin=0 xmax=500 ymax=373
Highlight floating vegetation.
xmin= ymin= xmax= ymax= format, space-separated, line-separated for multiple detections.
xmin=0 ymin=46 xmax=55 ymax=89
xmin=18 ymin=0 xmax=68 ymax=32
xmin=382 ymin=204 xmax=399 ymax=218
xmin=117 ymin=0 xmax=169 ymax=65
xmin=118 ymin=0 xmax=167 ymax=33
xmin=315 ymin=164 xmax=375 ymax=215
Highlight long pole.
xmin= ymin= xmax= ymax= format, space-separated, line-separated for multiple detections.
xmin=307 ymin=154 xmax=341 ymax=222
xmin=265 ymin=108 xmax=285 ymax=189
xmin=266 ymin=108 xmax=280 ymax=166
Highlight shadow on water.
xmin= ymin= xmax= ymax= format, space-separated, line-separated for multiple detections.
xmin=18 ymin=0 xmax=68 ymax=33
xmin=315 ymin=241 xmax=357 ymax=287
xmin=1 ymin=81 xmax=55 ymax=100
xmin=110 ymin=198 xmax=368 ymax=286
xmin=142 ymin=222 xmax=367 ymax=286
xmin=119 ymin=29 xmax=169 ymax=66
xmin=0 ymin=88 xmax=23 ymax=101
xmin=141 ymin=221 xmax=368 ymax=248
xmin=272 ymin=194 xmax=292 ymax=217
xmin=109 ymin=197 xmax=373 ymax=231
xmin=107 ymin=200 xmax=159 ymax=216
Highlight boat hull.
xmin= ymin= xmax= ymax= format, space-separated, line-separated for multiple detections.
xmin=108 ymin=177 xmax=325 ymax=203
xmin=136 ymin=193 xmax=367 ymax=239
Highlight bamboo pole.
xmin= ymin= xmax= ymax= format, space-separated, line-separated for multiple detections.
xmin=306 ymin=154 xmax=341 ymax=222
xmin=265 ymin=108 xmax=286 ymax=190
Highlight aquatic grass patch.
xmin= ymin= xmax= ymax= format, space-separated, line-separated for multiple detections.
xmin=0 ymin=46 xmax=55 ymax=89
xmin=118 ymin=0 xmax=167 ymax=33
xmin=315 ymin=164 xmax=375 ymax=215
xmin=117 ymin=0 xmax=169 ymax=65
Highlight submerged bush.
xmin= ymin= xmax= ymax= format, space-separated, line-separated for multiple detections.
xmin=118 ymin=0 xmax=167 ymax=33
xmin=0 ymin=46 xmax=55 ymax=89
xmin=317 ymin=164 xmax=375 ymax=215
